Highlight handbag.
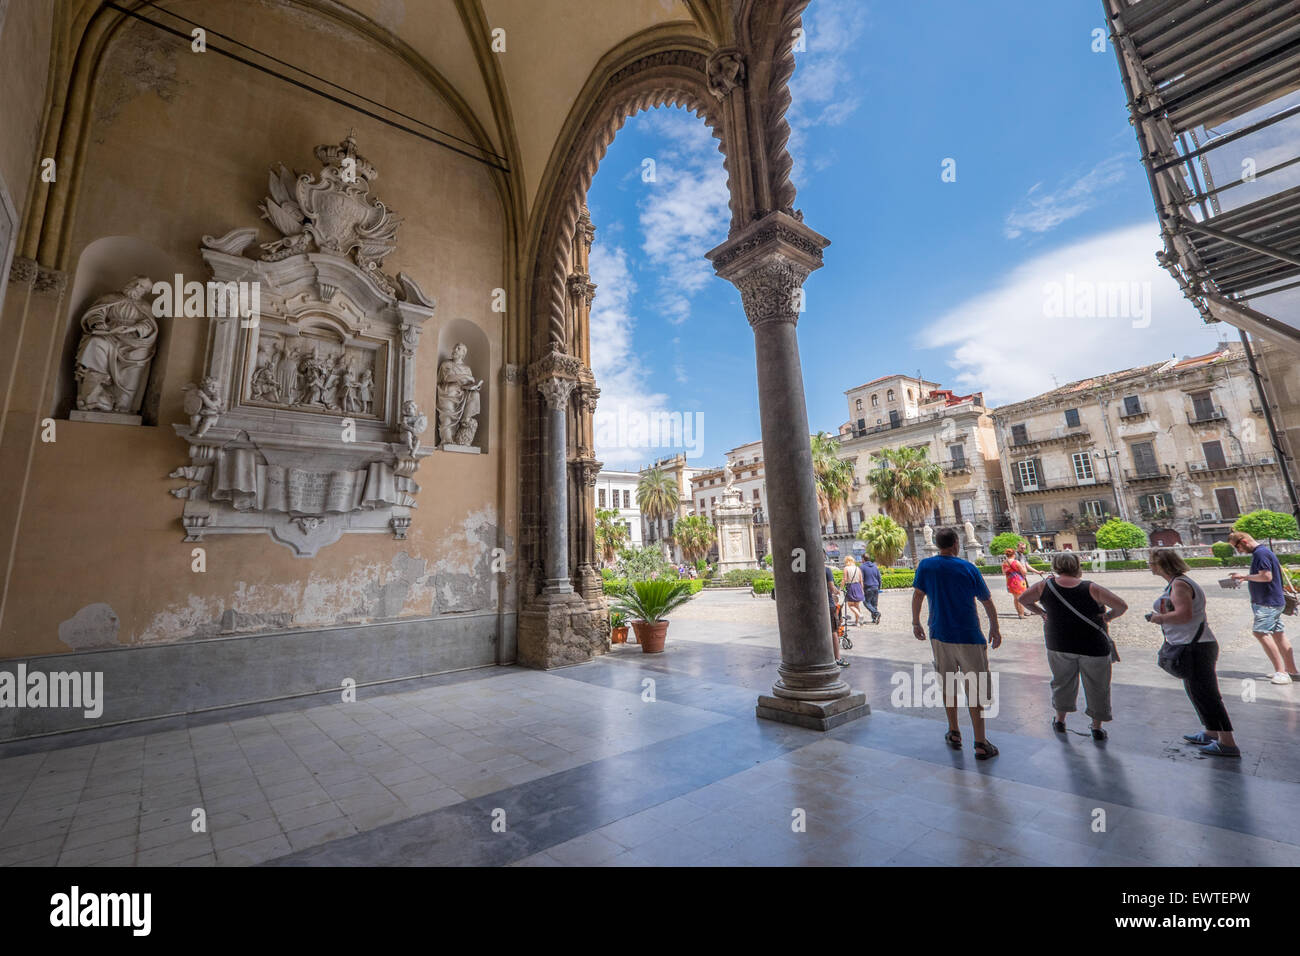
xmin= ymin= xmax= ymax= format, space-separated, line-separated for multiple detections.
xmin=1284 ymin=580 xmax=1299 ymax=616
xmin=1155 ymin=576 xmax=1205 ymax=678
xmin=1045 ymin=577 xmax=1120 ymax=663
xmin=1157 ymin=621 xmax=1206 ymax=678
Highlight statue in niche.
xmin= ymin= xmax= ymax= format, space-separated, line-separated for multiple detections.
xmin=73 ymin=276 xmax=159 ymax=414
xmin=399 ymin=400 xmax=427 ymax=456
xmin=275 ymin=343 xmax=303 ymax=406
xmin=340 ymin=363 xmax=360 ymax=413
xmin=436 ymin=342 xmax=482 ymax=447
xmin=359 ymin=367 xmax=374 ymax=414
xmin=182 ymin=377 xmax=222 ymax=437
xmin=251 ymin=340 xmax=281 ymax=402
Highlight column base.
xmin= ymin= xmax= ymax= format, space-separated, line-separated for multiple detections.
xmin=756 ymin=692 xmax=869 ymax=731
xmin=517 ymin=591 xmax=607 ymax=668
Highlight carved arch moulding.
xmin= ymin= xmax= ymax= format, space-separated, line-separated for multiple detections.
xmin=169 ymin=133 xmax=437 ymax=557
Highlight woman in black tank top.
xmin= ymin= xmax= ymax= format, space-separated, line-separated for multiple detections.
xmin=1020 ymin=551 xmax=1128 ymax=739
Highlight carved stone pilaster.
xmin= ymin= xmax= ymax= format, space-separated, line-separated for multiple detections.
xmin=503 ymin=363 xmax=523 ymax=386
xmin=34 ymin=267 xmax=68 ymax=296
xmin=578 ymin=383 xmax=600 ymax=414
xmin=8 ymin=256 xmax=37 ymax=285
xmin=706 ymin=47 xmax=746 ymax=100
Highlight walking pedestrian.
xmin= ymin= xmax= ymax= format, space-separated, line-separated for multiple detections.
xmin=826 ymin=558 xmax=848 ymax=667
xmin=1001 ymin=548 xmax=1035 ymax=618
xmin=1147 ymin=548 xmax=1240 ymax=757
xmin=1228 ymin=531 xmax=1298 ymax=684
xmin=912 ymin=527 xmax=1002 ymax=758
xmin=842 ymin=556 xmax=866 ymax=626
xmin=1019 ymin=552 xmax=1128 ymax=740
xmin=861 ymin=555 xmax=882 ymax=624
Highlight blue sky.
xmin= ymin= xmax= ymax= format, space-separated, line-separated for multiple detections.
xmin=586 ymin=0 xmax=1228 ymax=469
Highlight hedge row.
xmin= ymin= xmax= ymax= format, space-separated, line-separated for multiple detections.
xmin=603 ymin=577 xmax=705 ymax=596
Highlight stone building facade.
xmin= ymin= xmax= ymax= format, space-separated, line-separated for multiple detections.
xmin=594 ymin=468 xmax=644 ymax=551
xmin=640 ymin=452 xmax=700 ymax=562
xmin=992 ymin=346 xmax=1292 ymax=548
xmin=836 ymin=376 xmax=1008 ymax=558
xmin=690 ymin=439 xmax=770 ymax=558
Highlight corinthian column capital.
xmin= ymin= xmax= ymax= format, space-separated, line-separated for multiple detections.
xmin=706 ymin=211 xmax=829 ymax=329
xmin=537 ymin=376 xmax=578 ymax=409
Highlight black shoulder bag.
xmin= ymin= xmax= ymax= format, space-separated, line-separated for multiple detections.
xmin=1156 ymin=577 xmax=1206 ymax=679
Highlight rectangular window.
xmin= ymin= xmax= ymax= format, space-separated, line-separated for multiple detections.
xmin=1017 ymin=459 xmax=1039 ymax=490
xmin=752 ymin=489 xmax=760 ymax=500
xmin=598 ymin=489 xmax=606 ymax=508
xmin=1065 ymin=408 xmax=1081 ymax=428
xmin=948 ymin=444 xmax=965 ymax=465
xmin=1203 ymin=440 xmax=1227 ymax=470
xmin=1216 ymin=487 xmax=1241 ymax=520
xmin=623 ymin=490 xmax=631 ymax=508
xmin=1028 ymin=504 xmax=1046 ymax=530
xmin=699 ymin=499 xmax=705 ymax=511
xmin=1011 ymin=423 xmax=1028 ymax=446
xmin=1191 ymin=390 xmax=1216 ymax=421
xmin=1131 ymin=441 xmax=1158 ymax=477
xmin=1123 ymin=395 xmax=1142 ymax=416
xmin=1082 ymin=499 xmax=1105 ymax=519
xmin=1072 ymin=452 xmax=1095 ymax=483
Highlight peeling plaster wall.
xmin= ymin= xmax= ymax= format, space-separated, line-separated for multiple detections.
xmin=2 ymin=0 xmax=515 ymax=661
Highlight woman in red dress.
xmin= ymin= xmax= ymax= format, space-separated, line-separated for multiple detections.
xmin=1002 ymin=547 xmax=1036 ymax=618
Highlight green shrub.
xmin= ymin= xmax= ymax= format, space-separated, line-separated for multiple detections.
xmin=1280 ymin=552 xmax=1300 ymax=565
xmin=989 ymin=532 xmax=1027 ymax=556
xmin=603 ymin=577 xmax=628 ymax=595
xmin=1211 ymin=541 xmax=1234 ymax=562
xmin=1184 ymin=557 xmax=1223 ymax=568
xmin=752 ymin=576 xmax=774 ymax=594
xmin=1096 ymin=518 xmax=1148 ymax=550
xmin=880 ymin=570 xmax=915 ymax=589
xmin=721 ymin=568 xmax=765 ymax=586
xmin=1234 ymin=509 xmax=1299 ymax=542
xmin=681 ymin=578 xmax=705 ymax=594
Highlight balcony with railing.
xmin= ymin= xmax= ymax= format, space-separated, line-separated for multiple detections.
xmin=1188 ymin=455 xmax=1275 ymax=475
xmin=1012 ymin=473 xmax=1112 ymax=496
xmin=1187 ymin=405 xmax=1226 ymax=425
xmin=1118 ymin=402 xmax=1149 ymax=421
xmin=1123 ymin=466 xmax=1171 ymax=483
xmin=941 ymin=457 xmax=973 ymax=476
xmin=1006 ymin=428 xmax=1092 ymax=451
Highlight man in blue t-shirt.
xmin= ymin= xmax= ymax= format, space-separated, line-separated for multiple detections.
xmin=912 ymin=527 xmax=1002 ymax=758
xmin=1230 ymin=531 xmax=1297 ymax=684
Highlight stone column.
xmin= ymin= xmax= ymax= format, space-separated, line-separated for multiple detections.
xmin=538 ymin=374 xmax=577 ymax=594
xmin=707 ymin=213 xmax=868 ymax=730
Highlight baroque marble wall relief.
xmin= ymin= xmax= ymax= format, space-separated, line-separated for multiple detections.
xmin=169 ymin=133 xmax=436 ymax=557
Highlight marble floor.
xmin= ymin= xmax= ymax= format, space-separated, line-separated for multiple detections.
xmin=2 ymin=586 xmax=1298 ymax=867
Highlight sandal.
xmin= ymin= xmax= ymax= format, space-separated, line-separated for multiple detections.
xmin=944 ymin=730 xmax=962 ymax=750
xmin=1091 ymin=727 xmax=1108 ymax=741
xmin=1051 ymin=719 xmax=1066 ymax=734
xmin=974 ymin=740 xmax=999 ymax=760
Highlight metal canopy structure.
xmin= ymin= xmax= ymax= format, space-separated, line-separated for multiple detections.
xmin=1105 ymin=0 xmax=1300 ymax=350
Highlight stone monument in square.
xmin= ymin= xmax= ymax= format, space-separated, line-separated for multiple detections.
xmin=713 ymin=461 xmax=758 ymax=573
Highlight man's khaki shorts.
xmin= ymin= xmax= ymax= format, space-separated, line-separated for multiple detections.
xmin=931 ymin=640 xmax=991 ymax=707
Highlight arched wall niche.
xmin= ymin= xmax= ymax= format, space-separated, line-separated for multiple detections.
xmin=435 ymin=317 xmax=490 ymax=455
xmin=53 ymin=235 xmax=181 ymax=426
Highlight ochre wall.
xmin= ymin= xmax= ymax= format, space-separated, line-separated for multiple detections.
xmin=1 ymin=0 xmax=513 ymax=657
xmin=0 ymin=0 xmax=52 ymax=223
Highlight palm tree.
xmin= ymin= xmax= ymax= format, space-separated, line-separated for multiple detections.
xmin=857 ymin=514 xmax=907 ymax=567
xmin=864 ymin=446 xmax=944 ymax=562
xmin=672 ymin=514 xmax=715 ymax=565
xmin=594 ymin=507 xmax=629 ymax=566
xmin=636 ymin=467 xmax=679 ymax=558
xmin=811 ymin=431 xmax=856 ymax=532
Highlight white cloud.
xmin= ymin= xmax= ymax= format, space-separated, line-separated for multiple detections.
xmin=1004 ymin=154 xmax=1128 ymax=239
xmin=788 ymin=0 xmax=868 ymax=185
xmin=919 ymin=223 xmax=1228 ymax=404
xmin=636 ymin=110 xmax=730 ymax=324
xmin=588 ymin=241 xmax=675 ymax=467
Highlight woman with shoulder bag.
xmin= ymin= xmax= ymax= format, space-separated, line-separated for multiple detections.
xmin=1146 ymin=548 xmax=1240 ymax=757
xmin=1020 ymin=551 xmax=1128 ymax=739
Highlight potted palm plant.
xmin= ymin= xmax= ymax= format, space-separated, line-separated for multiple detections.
xmin=609 ymin=608 xmax=629 ymax=644
xmin=611 ymin=579 xmax=693 ymax=653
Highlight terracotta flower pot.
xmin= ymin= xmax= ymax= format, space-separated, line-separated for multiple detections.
xmin=611 ymin=625 xmax=629 ymax=644
xmin=631 ymin=620 xmax=668 ymax=653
